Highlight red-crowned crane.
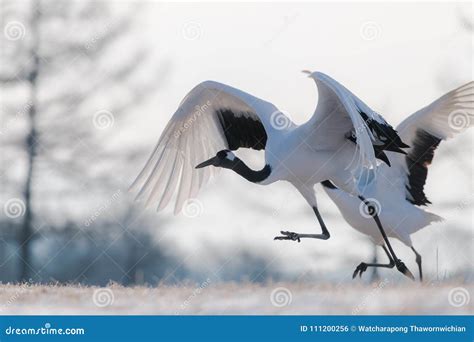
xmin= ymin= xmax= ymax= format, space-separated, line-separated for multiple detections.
xmin=320 ymin=81 xmax=473 ymax=281
xmin=131 ymin=71 xmax=415 ymax=279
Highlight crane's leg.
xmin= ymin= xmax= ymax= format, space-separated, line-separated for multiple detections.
xmin=358 ymin=196 xmax=414 ymax=281
xmin=411 ymin=246 xmax=423 ymax=282
xmin=274 ymin=205 xmax=330 ymax=242
xmin=353 ymin=245 xmax=394 ymax=278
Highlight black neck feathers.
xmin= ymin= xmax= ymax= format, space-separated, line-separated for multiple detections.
xmin=226 ymin=158 xmax=271 ymax=183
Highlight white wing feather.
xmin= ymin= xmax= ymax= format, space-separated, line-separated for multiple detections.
xmin=396 ymin=81 xmax=474 ymax=143
xmin=386 ymin=80 xmax=474 ymax=187
xmin=130 ymin=81 xmax=285 ymax=214
xmin=304 ymin=72 xmax=391 ymax=181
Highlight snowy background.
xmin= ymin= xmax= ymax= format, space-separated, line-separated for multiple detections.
xmin=0 ymin=0 xmax=472 ymax=314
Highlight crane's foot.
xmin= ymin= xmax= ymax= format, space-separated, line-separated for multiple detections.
xmin=352 ymin=262 xmax=368 ymax=278
xmin=395 ymin=259 xmax=415 ymax=281
xmin=274 ymin=231 xmax=301 ymax=243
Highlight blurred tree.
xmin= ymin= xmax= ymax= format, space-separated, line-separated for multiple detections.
xmin=0 ymin=0 xmax=165 ymax=281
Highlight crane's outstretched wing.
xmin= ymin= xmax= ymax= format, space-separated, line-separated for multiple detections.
xmin=389 ymin=81 xmax=474 ymax=206
xmin=302 ymin=72 xmax=408 ymax=179
xmin=130 ymin=81 xmax=289 ymax=214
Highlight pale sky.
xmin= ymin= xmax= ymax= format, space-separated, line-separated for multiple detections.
xmin=134 ymin=1 xmax=471 ymax=128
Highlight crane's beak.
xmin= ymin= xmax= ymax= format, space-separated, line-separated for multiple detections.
xmin=195 ymin=156 xmax=217 ymax=169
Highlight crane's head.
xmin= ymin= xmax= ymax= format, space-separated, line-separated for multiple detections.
xmin=195 ymin=150 xmax=236 ymax=169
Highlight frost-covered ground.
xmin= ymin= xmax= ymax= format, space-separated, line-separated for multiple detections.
xmin=0 ymin=282 xmax=471 ymax=315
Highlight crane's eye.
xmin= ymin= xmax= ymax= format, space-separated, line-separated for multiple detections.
xmin=216 ymin=150 xmax=228 ymax=159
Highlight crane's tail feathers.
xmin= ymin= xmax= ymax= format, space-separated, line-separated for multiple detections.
xmin=425 ymin=211 xmax=444 ymax=225
xmin=410 ymin=211 xmax=444 ymax=235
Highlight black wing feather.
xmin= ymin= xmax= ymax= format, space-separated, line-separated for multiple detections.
xmin=216 ymin=108 xmax=267 ymax=151
xmin=359 ymin=111 xmax=409 ymax=153
xmin=405 ymin=129 xmax=441 ymax=206
xmin=346 ymin=110 xmax=409 ymax=166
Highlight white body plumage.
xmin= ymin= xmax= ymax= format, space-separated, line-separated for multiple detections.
xmin=323 ymin=165 xmax=443 ymax=247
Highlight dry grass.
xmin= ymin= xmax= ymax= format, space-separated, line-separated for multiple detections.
xmin=0 ymin=282 xmax=471 ymax=315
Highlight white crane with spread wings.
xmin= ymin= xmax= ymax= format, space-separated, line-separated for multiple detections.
xmin=131 ymin=71 xmax=414 ymax=279
xmin=321 ymin=81 xmax=473 ymax=280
